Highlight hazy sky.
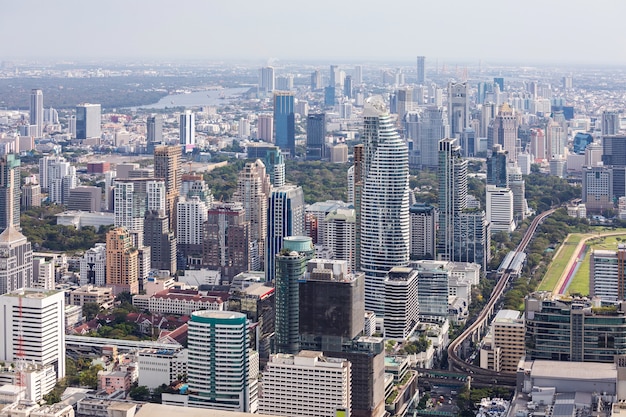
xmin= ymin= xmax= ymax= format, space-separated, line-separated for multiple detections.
xmin=2 ymin=0 xmax=626 ymax=65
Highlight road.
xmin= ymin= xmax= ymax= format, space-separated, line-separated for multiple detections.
xmin=446 ymin=208 xmax=556 ymax=386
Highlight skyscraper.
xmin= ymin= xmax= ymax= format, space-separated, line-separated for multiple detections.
xmin=274 ymin=236 xmax=314 ymax=354
xmin=0 ymin=225 xmax=33 ymax=295
xmin=233 ymin=160 xmax=271 ymax=270
xmin=273 ymin=91 xmax=296 ymax=157
xmin=416 ymin=56 xmax=426 ymax=84
xmin=257 ymin=114 xmax=274 ymax=142
xmin=144 ymin=210 xmax=176 ymax=274
xmin=493 ymin=103 xmax=518 ymax=161
xmin=154 ymin=146 xmax=182 ymax=231
xmin=29 ymin=89 xmax=43 ymax=137
xmin=265 ymin=185 xmax=305 ymax=282
xmin=176 ymin=196 xmax=208 ymax=265
xmin=448 ymin=82 xmax=469 ymax=139
xmin=203 ymin=202 xmax=250 ymax=281
xmin=179 ymin=110 xmax=195 ymax=149
xmin=384 ymin=267 xmax=419 ymax=340
xmin=146 ymin=115 xmax=163 ymax=155
xmin=187 ymin=310 xmax=256 ymax=412
xmin=105 ymin=227 xmax=139 ymax=295
xmin=0 ymin=288 xmax=66 ymax=380
xmin=416 ymin=106 xmax=449 ymax=168
xmin=0 ymin=154 xmax=21 ymax=233
xmin=602 ymin=110 xmax=620 ymax=135
xmin=264 ymin=147 xmax=285 ymax=188
xmin=75 ymin=103 xmax=101 ymax=140
xmin=306 ymin=113 xmax=326 ymax=160
xmin=437 ymin=138 xmax=467 ymax=262
xmin=114 ymin=178 xmax=166 ymax=247
xmin=359 ymin=101 xmax=410 ymax=315
xmin=259 ymin=66 xmax=275 ymax=94
xmin=409 ymin=203 xmax=436 ymax=260
xmin=487 ymin=144 xmax=508 ymax=187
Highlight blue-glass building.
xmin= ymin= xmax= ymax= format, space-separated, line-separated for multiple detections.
xmin=273 ymin=92 xmax=295 ymax=157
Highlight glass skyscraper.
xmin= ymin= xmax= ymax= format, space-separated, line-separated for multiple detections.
xmin=359 ymin=101 xmax=410 ymax=315
xmin=273 ymin=92 xmax=295 ymax=157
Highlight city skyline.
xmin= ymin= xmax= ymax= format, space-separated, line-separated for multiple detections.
xmin=2 ymin=0 xmax=626 ymax=65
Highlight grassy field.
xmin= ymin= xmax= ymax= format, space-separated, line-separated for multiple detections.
xmin=537 ymin=234 xmax=585 ymax=292
xmin=568 ymin=234 xmax=626 ymax=296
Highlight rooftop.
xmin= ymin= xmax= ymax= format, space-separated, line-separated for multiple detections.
xmin=135 ymin=403 xmax=282 ymax=417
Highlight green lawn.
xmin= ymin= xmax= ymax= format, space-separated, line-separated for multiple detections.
xmin=537 ymin=234 xmax=585 ymax=292
xmin=567 ymin=234 xmax=626 ymax=296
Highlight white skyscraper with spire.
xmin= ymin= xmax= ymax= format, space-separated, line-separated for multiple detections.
xmin=359 ymin=99 xmax=410 ymax=315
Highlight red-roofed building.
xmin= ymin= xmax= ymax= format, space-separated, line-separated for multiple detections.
xmin=132 ymin=289 xmax=224 ymax=316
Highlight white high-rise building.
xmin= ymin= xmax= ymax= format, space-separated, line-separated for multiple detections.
xmin=80 ymin=243 xmax=107 ymax=286
xmin=32 ymin=257 xmax=54 ymax=290
xmin=409 ymin=203 xmax=437 ymax=260
xmin=0 ymin=225 xmax=33 ymax=295
xmin=114 ymin=179 xmax=166 ymax=247
xmin=384 ymin=267 xmax=419 ymax=340
xmin=75 ymin=103 xmax=101 ymax=140
xmin=547 ymin=120 xmax=566 ymax=158
xmin=258 ymin=351 xmax=351 ymax=417
xmin=176 ymin=196 xmax=209 ymax=252
xmin=0 ymin=288 xmax=66 ymax=379
xmin=180 ymin=110 xmax=195 ymax=148
xmin=321 ymin=207 xmax=356 ymax=273
xmin=30 ymin=89 xmax=43 ymax=138
xmin=187 ymin=310 xmax=256 ymax=412
xmin=486 ymin=185 xmax=515 ymax=233
xmin=359 ymin=100 xmax=410 ymax=315
xmin=259 ymin=67 xmax=275 ymax=94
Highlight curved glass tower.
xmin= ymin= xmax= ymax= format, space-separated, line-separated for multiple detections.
xmin=359 ymin=102 xmax=410 ymax=315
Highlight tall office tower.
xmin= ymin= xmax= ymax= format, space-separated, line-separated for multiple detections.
xmin=144 ymin=210 xmax=176 ymax=274
xmin=395 ymin=87 xmax=413 ymax=122
xmin=347 ymin=165 xmax=355 ymax=205
xmin=437 ymin=138 xmax=467 ymax=262
xmin=273 ymin=91 xmax=296 ymax=157
xmin=354 ymin=65 xmax=363 ymax=85
xmin=176 ymin=196 xmax=208 ymax=264
xmin=0 ymin=154 xmax=21 ymax=232
xmin=416 ymin=106 xmax=448 ymax=169
xmin=0 ymin=225 xmax=33 ymax=295
xmin=114 ymin=179 xmax=166 ymax=247
xmin=602 ymin=135 xmax=626 ymax=166
xmin=586 ymin=142 xmax=603 ymax=167
xmin=42 ymin=156 xmax=70 ymax=203
xmin=259 ymin=66 xmax=275 ymax=94
xmin=409 ymin=203 xmax=436 ymax=260
xmin=412 ymin=260 xmax=452 ymax=321
xmin=360 ymin=102 xmax=410 ymax=315
xmin=344 ymin=75 xmax=353 ymax=99
xmin=257 ymin=114 xmax=274 ymax=142
xmin=530 ymin=128 xmax=547 ymax=161
xmin=546 ymin=119 xmax=565 ymax=158
xmin=203 ymin=202 xmax=250 ymax=281
xmin=0 ymin=288 xmax=65 ymax=379
xmin=352 ymin=144 xmax=364 ymax=270
xmin=507 ymin=163 xmax=527 ymax=222
xmin=264 ymin=147 xmax=285 ymax=187
xmin=416 ymin=56 xmax=425 ymax=84
xmin=21 ymin=181 xmax=41 ymax=209
xmin=29 ymin=89 xmax=43 ymax=137
xmin=486 ymin=185 xmax=515 ymax=232
xmin=32 ymin=256 xmax=54 ymax=289
xmin=259 ymin=351 xmax=350 ymax=417
xmin=275 ymin=236 xmax=314 ymax=354
xmin=582 ymin=166 xmax=613 ymax=213
xmin=105 ymin=227 xmax=139 ymax=295
xmin=493 ymin=77 xmax=504 ymax=91
xmin=187 ymin=310 xmax=256 ymax=412
xmin=179 ymin=110 xmax=195 ymax=149
xmin=75 ymin=103 xmax=101 ymax=139
xmin=146 ymin=115 xmax=163 ymax=155
xmin=68 ymin=185 xmax=102 ymax=212
xmin=265 ymin=185 xmax=305 ymax=282
xmin=311 ymin=69 xmax=322 ymax=90
xmin=487 ymin=144 xmax=509 ymax=187
xmin=404 ymin=111 xmax=419 ymax=141
xmin=481 ymin=102 xmax=496 ymax=138
xmin=493 ymin=103 xmax=518 ymax=161
xmin=461 ymin=127 xmax=477 ymax=157
xmin=321 ymin=207 xmax=356 ymax=272
xmin=276 ymin=74 xmax=294 ymax=91
xmin=458 ymin=210 xmax=491 ymax=269
xmin=305 ymin=113 xmax=326 ymax=160
xmin=448 ymin=82 xmax=469 ymax=139
xmin=384 ymin=267 xmax=419 ymax=340
xmin=590 ymin=245 xmax=626 ymax=302
xmin=60 ymin=166 xmax=78 ymax=204
xmin=233 ymin=160 xmax=271 ymax=271
xmin=603 ymin=110 xmax=621 ymax=135
xmin=79 ymin=243 xmax=106 ymax=286
xmin=154 ymin=145 xmax=182 ymax=231
xmin=329 ymin=64 xmax=338 ymax=87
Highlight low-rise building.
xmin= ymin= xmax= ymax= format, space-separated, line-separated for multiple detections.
xmin=133 ymin=289 xmax=224 ymax=315
xmin=137 ymin=348 xmax=188 ymax=389
xmin=69 ymin=286 xmax=114 ymax=308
